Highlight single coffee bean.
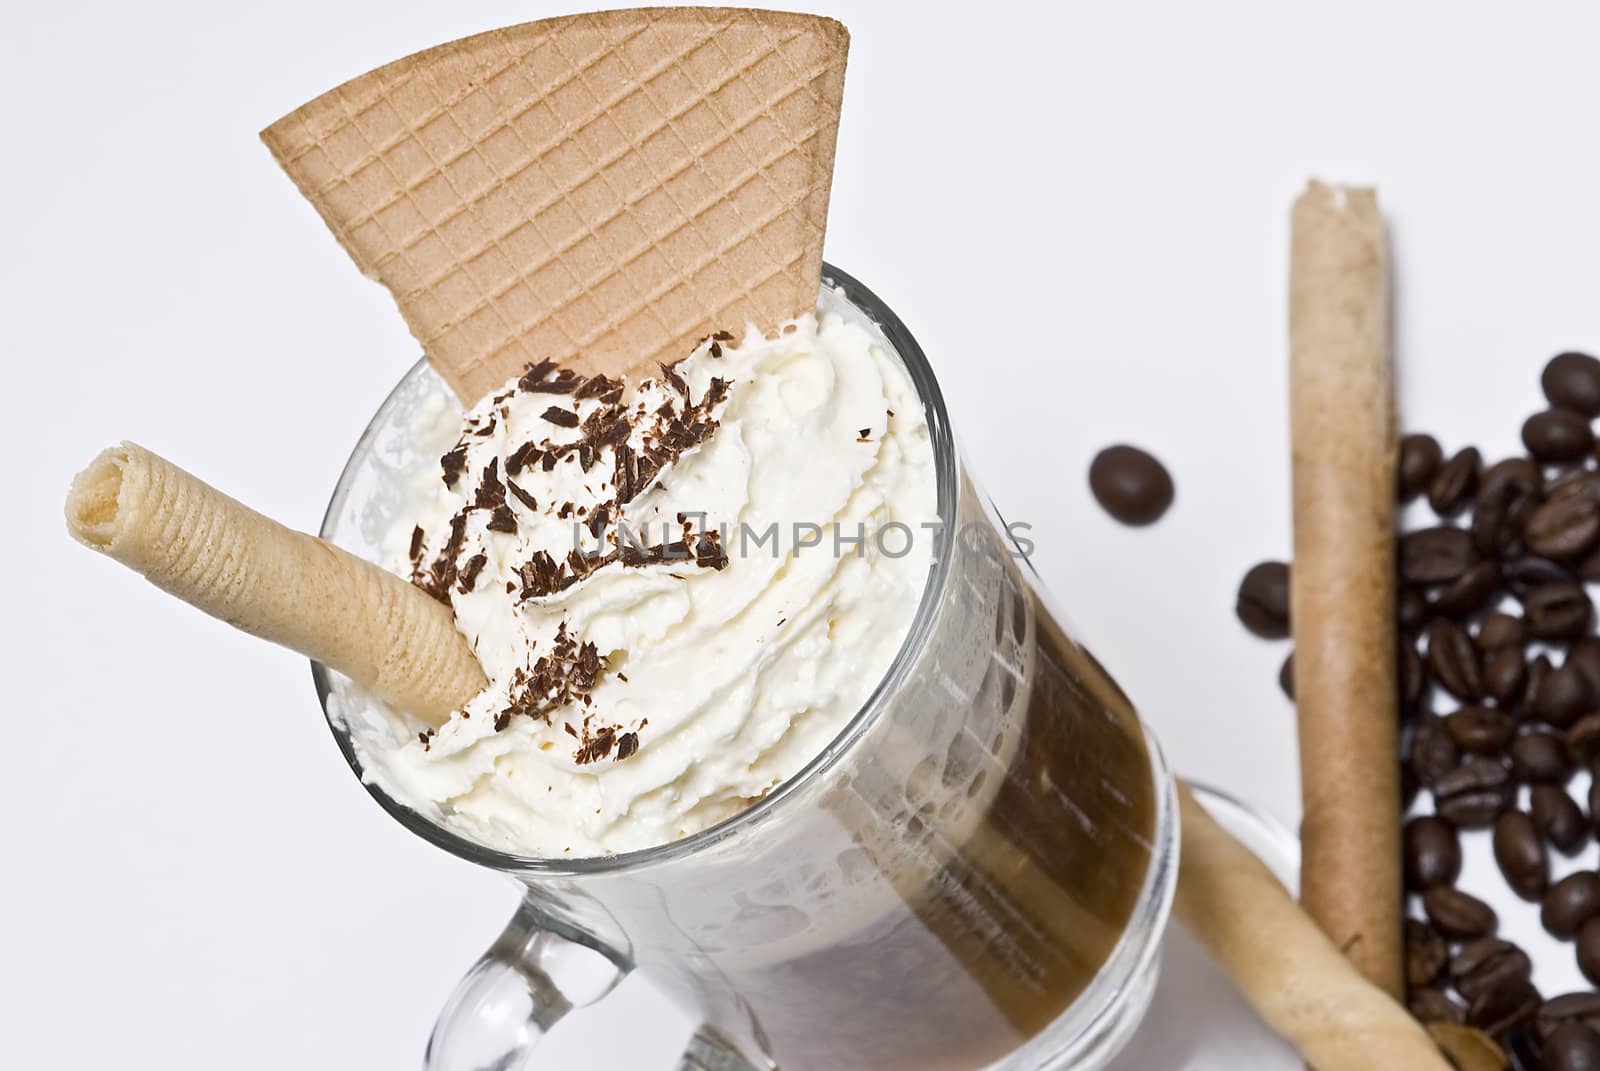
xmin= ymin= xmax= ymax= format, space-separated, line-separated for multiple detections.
xmin=1401 ymin=527 xmax=1478 ymax=584
xmin=1432 ymin=559 xmax=1502 ymax=619
xmin=1543 ymin=872 xmax=1600 ymax=938
xmin=1525 ymin=653 xmax=1556 ymax=717
xmin=1405 ymin=815 xmax=1463 ymax=889
xmin=1398 ymin=587 xmax=1431 ymax=632
xmin=1525 ymin=581 xmax=1595 ymax=640
xmin=1408 ymin=987 xmax=1466 ymax=1026
xmin=1485 ymin=645 xmax=1528 ymax=705
xmin=1537 ymin=661 xmax=1597 ymax=728
xmin=1430 ymin=621 xmax=1484 ymax=700
xmin=1477 ymin=611 xmax=1525 ymax=651
xmin=1538 ymin=993 xmax=1600 ymax=1042
xmin=1483 ymin=455 xmax=1545 ymax=501
xmin=1503 ymin=554 xmax=1577 ymax=593
xmin=1471 ymin=485 xmax=1514 ymax=556
xmin=1430 ymin=446 xmax=1482 ymax=514
xmin=1278 ymin=652 xmax=1293 ymax=700
xmin=1452 ymin=937 xmax=1522 ymax=980
xmin=1423 ymin=886 xmax=1498 ymax=939
xmin=1410 ymin=714 xmax=1460 ymax=787
xmin=1525 ymin=408 xmax=1596 ymax=462
xmin=1406 ymin=917 xmax=1450 ymax=989
xmin=1570 ymin=714 xmax=1600 ymax=764
xmin=1567 ymin=639 xmax=1600 ymax=695
xmin=1399 ymin=640 xmax=1426 ymax=710
xmin=1235 ymin=561 xmax=1291 ymax=638
xmin=1580 ymin=917 xmax=1600 ymax=988
xmin=1494 ymin=810 xmax=1550 ymax=900
xmin=1546 ymin=1021 xmax=1600 ymax=1071
xmin=1446 ymin=706 xmax=1517 ymax=754
xmin=1435 ymin=757 xmax=1513 ymax=796
xmin=1088 ymin=445 xmax=1174 ymax=526
xmin=1468 ymin=976 xmax=1540 ymax=1038
xmin=1544 ymin=352 xmax=1600 ymax=415
xmin=1549 ymin=470 xmax=1600 ymax=509
xmin=1513 ymin=731 xmax=1574 ymax=783
xmin=1399 ymin=433 xmax=1444 ymax=501
xmin=1532 ymin=785 xmax=1589 ymax=855
xmin=1437 ymin=789 xmax=1514 ymax=829
xmin=1524 ymin=494 xmax=1600 ymax=561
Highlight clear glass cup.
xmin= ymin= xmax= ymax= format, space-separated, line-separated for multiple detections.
xmin=314 ymin=267 xmax=1179 ymax=1071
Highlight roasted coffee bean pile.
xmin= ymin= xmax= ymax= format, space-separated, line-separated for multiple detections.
xmin=1240 ymin=351 xmax=1600 ymax=1070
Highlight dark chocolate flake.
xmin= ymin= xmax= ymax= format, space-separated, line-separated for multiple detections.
xmin=440 ymin=445 xmax=468 ymax=489
xmin=542 ymin=406 xmax=579 ymax=428
xmin=457 ymin=552 xmax=488 ymax=593
xmin=486 ymin=506 xmax=518 ymax=533
xmin=616 ymin=732 xmax=640 ymax=761
xmin=506 ymin=479 xmax=538 ymax=512
xmin=408 ymin=525 xmax=426 ymax=563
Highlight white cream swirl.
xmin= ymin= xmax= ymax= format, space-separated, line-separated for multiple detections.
xmin=374 ymin=288 xmax=936 ymax=857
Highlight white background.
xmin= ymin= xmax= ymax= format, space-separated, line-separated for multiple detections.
xmin=6 ymin=0 xmax=1600 ymax=1067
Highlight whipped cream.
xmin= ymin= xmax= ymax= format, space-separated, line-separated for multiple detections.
xmin=369 ymin=288 xmax=938 ymax=857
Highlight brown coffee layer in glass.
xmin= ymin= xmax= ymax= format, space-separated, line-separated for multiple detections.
xmin=724 ymin=592 xmax=1158 ymax=1070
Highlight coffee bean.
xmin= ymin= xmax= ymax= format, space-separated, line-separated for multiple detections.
xmin=1400 ymin=640 xmax=1427 ymax=710
xmin=1447 ymin=706 xmax=1517 ymax=754
xmin=1546 ymin=1021 xmax=1600 ymax=1071
xmin=1411 ymin=714 xmax=1461 ymax=787
xmin=1399 ymin=587 xmax=1432 ymax=632
xmin=1524 ymin=494 xmax=1600 ymax=561
xmin=1512 ymin=731 xmax=1574 ymax=783
xmin=1477 ymin=612 xmax=1525 ymax=652
xmin=1468 ymin=976 xmax=1540 ymax=1038
xmin=1423 ymin=886 xmax=1498 ymax=939
xmin=1570 ymin=714 xmax=1600 ymax=764
xmin=1278 ymin=652 xmax=1293 ymax=699
xmin=1235 ymin=561 xmax=1291 ymax=638
xmin=1525 ymin=409 xmax=1596 ymax=462
xmin=1525 ymin=581 xmax=1595 ymax=641
xmin=1402 ymin=527 xmax=1478 ymax=584
xmin=1537 ymin=661 xmax=1597 ymax=728
xmin=1441 ymin=791 xmax=1514 ymax=829
xmin=1485 ymin=646 xmax=1528 ymax=705
xmin=1436 ymin=757 xmax=1513 ymax=795
xmin=1430 ymin=447 xmax=1482 ymax=515
xmin=1429 ymin=621 xmax=1483 ymax=701
xmin=1526 ymin=653 xmax=1555 ymax=716
xmin=1539 ymin=993 xmax=1600 ymax=1042
xmin=1504 ymin=554 xmax=1576 ymax=594
xmin=1409 ymin=987 xmax=1467 ymax=1026
xmin=1532 ymin=785 xmax=1589 ymax=854
xmin=1544 ymin=352 xmax=1600 ymax=415
xmin=1568 ymin=639 xmax=1600 ymax=695
xmin=1484 ymin=456 xmax=1545 ymax=501
xmin=1453 ymin=937 xmax=1524 ymax=981
xmin=1471 ymin=484 xmax=1514 ymax=557
xmin=1432 ymin=560 xmax=1502 ymax=619
xmin=1088 ymin=445 xmax=1174 ymax=526
xmin=1405 ymin=815 xmax=1463 ymax=889
xmin=1407 ymin=917 xmax=1450 ymax=988
xmin=1399 ymin=433 xmax=1445 ymax=501
xmin=1580 ymin=917 xmax=1600 ymax=988
xmin=1544 ymin=872 xmax=1600 ymax=938
xmin=1495 ymin=810 xmax=1549 ymax=899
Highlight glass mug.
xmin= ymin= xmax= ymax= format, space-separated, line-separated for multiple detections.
xmin=314 ymin=267 xmax=1179 ymax=1071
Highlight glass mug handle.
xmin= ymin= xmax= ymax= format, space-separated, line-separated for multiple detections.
xmin=425 ymin=897 xmax=631 ymax=1071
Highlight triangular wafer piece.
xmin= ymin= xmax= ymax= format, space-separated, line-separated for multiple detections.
xmin=262 ymin=7 xmax=848 ymax=404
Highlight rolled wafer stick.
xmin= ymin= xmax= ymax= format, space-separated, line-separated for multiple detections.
xmin=1288 ymin=180 xmax=1402 ymax=996
xmin=65 ymin=443 xmax=484 ymax=726
xmin=1175 ymin=785 xmax=1448 ymax=1070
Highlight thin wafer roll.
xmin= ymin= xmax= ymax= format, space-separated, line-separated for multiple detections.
xmin=66 ymin=442 xmax=483 ymax=726
xmin=1174 ymin=786 xmax=1448 ymax=1070
xmin=1288 ymin=180 xmax=1402 ymax=997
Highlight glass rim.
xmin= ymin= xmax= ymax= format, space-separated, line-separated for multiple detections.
xmin=311 ymin=264 xmax=960 ymax=878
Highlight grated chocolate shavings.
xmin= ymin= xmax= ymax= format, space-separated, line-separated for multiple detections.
xmin=506 ymin=479 xmax=538 ymax=512
xmin=408 ymin=525 xmax=426 ymax=564
xmin=507 ymin=440 xmax=542 ymax=475
xmin=487 ymin=506 xmax=518 ymax=533
xmin=542 ymin=406 xmax=579 ymax=428
xmin=440 ymin=445 xmax=468 ymax=489
xmin=615 ymin=731 xmax=640 ymax=761
xmin=457 ymin=552 xmax=488 ymax=593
